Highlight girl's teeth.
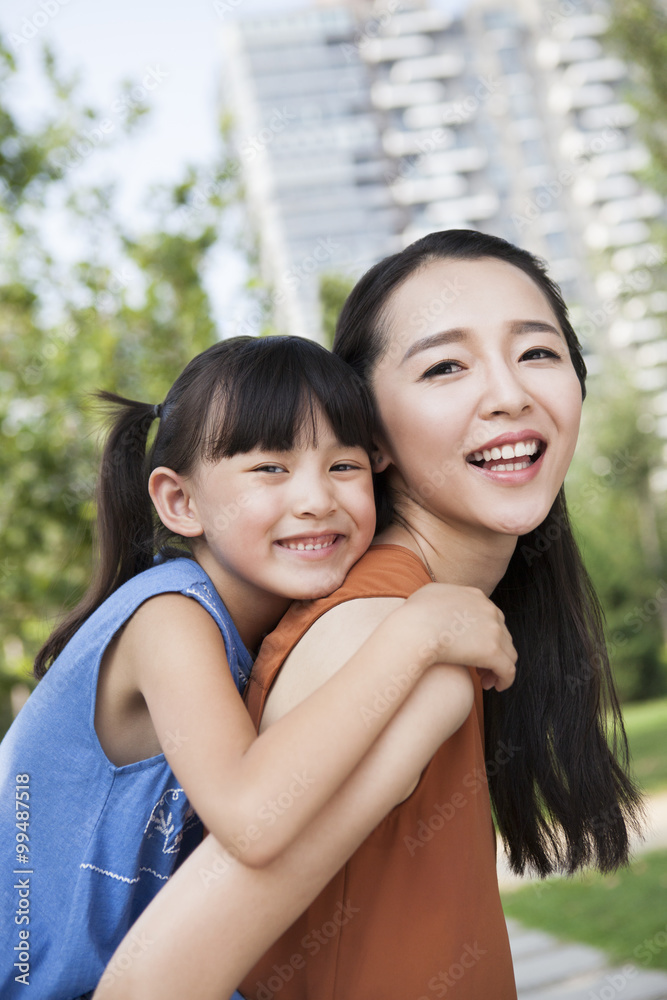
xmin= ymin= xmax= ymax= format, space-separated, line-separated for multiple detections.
xmin=284 ymin=538 xmax=335 ymax=551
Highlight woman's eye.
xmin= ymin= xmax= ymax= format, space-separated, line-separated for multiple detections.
xmin=420 ymin=360 xmax=463 ymax=379
xmin=521 ymin=347 xmax=562 ymax=361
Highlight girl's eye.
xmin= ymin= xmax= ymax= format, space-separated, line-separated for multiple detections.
xmin=420 ymin=360 xmax=463 ymax=379
xmin=254 ymin=464 xmax=285 ymax=474
xmin=331 ymin=462 xmax=360 ymax=472
xmin=521 ymin=347 xmax=562 ymax=361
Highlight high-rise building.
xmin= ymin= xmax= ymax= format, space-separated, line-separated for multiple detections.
xmin=221 ymin=0 xmax=666 ymax=441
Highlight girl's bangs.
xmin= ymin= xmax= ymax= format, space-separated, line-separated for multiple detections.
xmin=202 ymin=338 xmax=375 ymax=460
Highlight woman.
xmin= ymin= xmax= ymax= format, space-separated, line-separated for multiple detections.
xmin=95 ymin=230 xmax=642 ymax=1000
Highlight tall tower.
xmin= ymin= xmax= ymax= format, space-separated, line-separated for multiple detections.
xmin=221 ymin=5 xmax=401 ymax=340
xmin=221 ymin=0 xmax=666 ymax=445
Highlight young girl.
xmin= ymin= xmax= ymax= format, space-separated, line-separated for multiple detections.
xmin=95 ymin=230 xmax=643 ymax=1000
xmin=0 ymin=334 xmax=516 ymax=1000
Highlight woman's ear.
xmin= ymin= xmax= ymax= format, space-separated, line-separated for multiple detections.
xmin=371 ymin=442 xmax=392 ymax=473
xmin=149 ymin=467 xmax=203 ymax=538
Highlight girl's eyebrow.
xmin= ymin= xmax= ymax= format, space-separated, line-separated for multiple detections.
xmin=401 ymin=319 xmax=564 ymax=364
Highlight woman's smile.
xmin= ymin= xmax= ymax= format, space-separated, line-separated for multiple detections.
xmin=371 ymin=256 xmax=583 ymax=542
xmin=465 ymin=432 xmax=545 ymax=480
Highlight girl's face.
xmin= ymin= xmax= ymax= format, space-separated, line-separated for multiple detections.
xmin=182 ymin=413 xmax=376 ymax=612
xmin=371 ymin=256 xmax=583 ymax=540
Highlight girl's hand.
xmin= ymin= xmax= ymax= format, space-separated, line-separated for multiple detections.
xmin=401 ymin=583 xmax=517 ymax=692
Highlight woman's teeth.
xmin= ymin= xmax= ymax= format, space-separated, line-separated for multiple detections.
xmin=468 ymin=439 xmax=541 ymax=472
xmin=487 ymin=459 xmax=532 ymax=472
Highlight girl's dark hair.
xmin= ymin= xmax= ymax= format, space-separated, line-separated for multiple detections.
xmin=333 ymin=229 xmax=643 ymax=876
xmin=35 ymin=336 xmax=375 ymax=678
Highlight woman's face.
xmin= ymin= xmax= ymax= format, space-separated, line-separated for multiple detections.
xmin=371 ymin=256 xmax=583 ymax=540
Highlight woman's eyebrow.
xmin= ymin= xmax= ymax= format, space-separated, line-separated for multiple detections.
xmin=401 ymin=328 xmax=468 ymax=364
xmin=510 ymin=320 xmax=564 ymax=338
xmin=401 ymin=320 xmax=565 ymax=364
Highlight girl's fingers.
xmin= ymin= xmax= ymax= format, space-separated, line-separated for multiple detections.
xmin=476 ymin=651 xmax=516 ymax=692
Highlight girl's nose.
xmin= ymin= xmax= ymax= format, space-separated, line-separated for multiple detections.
xmin=292 ymin=474 xmax=337 ymax=519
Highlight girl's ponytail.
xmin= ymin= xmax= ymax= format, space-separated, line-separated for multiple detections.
xmin=34 ymin=393 xmax=159 ymax=678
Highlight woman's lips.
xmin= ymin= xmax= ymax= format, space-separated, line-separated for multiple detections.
xmin=467 ymin=445 xmax=546 ymax=483
xmin=467 ymin=438 xmax=543 ymax=471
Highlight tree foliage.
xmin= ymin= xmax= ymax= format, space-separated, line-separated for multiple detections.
xmin=588 ymin=0 xmax=667 ymax=699
xmin=567 ymin=369 xmax=667 ymax=701
xmin=0 ymin=37 xmax=247 ymax=731
xmin=607 ymin=0 xmax=667 ymax=197
xmin=319 ymin=273 xmax=355 ymax=348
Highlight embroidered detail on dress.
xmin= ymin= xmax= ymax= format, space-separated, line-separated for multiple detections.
xmin=144 ymin=787 xmax=198 ymax=854
xmin=185 ymin=582 xmax=250 ymax=689
xmin=79 ymin=863 xmax=169 ymax=883
xmin=186 ymin=582 xmax=226 ymax=632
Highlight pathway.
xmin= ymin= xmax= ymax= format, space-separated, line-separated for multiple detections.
xmin=500 ymin=792 xmax=667 ymax=1000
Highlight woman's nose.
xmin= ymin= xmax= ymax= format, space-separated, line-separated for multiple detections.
xmin=479 ymin=364 xmax=532 ymax=419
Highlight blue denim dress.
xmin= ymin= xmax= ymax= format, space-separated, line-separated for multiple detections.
xmin=0 ymin=557 xmax=252 ymax=999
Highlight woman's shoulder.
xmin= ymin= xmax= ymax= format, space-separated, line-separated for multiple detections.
xmin=258 ymin=544 xmax=429 ymax=669
xmin=246 ymin=545 xmax=430 ymax=727
xmin=337 ymin=543 xmax=431 ymax=599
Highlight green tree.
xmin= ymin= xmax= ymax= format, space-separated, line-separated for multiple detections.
xmin=572 ymin=0 xmax=667 ymax=701
xmin=319 ymin=273 xmax=355 ymax=348
xmin=0 ymin=39 xmax=250 ymax=734
xmin=567 ymin=368 xmax=667 ymax=701
xmin=605 ymin=0 xmax=667 ymax=294
xmin=607 ymin=0 xmax=667 ymax=199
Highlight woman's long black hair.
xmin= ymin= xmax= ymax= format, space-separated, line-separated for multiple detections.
xmin=35 ymin=335 xmax=376 ymax=678
xmin=333 ymin=228 xmax=643 ymax=876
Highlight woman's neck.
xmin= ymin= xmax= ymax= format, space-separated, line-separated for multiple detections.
xmin=375 ymin=505 xmax=518 ymax=598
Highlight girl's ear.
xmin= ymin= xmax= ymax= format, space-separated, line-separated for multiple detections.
xmin=149 ymin=467 xmax=203 ymax=538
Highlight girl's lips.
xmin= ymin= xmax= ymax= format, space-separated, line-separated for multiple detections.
xmin=274 ymin=533 xmax=342 ymax=555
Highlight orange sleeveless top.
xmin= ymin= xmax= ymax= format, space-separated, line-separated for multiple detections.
xmin=242 ymin=545 xmax=516 ymax=1000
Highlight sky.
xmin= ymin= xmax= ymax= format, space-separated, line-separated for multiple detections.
xmin=6 ymin=0 xmax=303 ymax=193
xmin=3 ymin=0 xmax=468 ymax=330
xmin=2 ymin=0 xmax=314 ymax=328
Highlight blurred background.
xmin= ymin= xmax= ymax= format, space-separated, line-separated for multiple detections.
xmin=1 ymin=0 xmax=666 ymax=986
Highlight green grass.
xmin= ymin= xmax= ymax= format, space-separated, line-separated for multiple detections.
xmin=623 ymin=697 xmax=667 ymax=793
xmin=502 ymin=700 xmax=667 ymax=969
xmin=503 ymin=850 xmax=667 ymax=971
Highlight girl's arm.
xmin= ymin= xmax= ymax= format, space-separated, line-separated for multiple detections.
xmin=128 ymin=582 xmax=515 ymax=867
xmin=94 ymin=659 xmax=475 ymax=1000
